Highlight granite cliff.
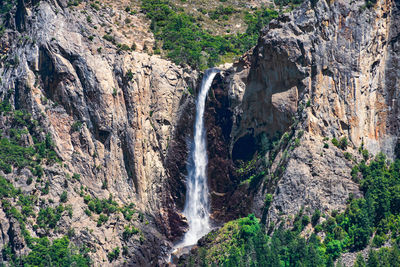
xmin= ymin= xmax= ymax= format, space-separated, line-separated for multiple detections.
xmin=0 ymin=0 xmax=400 ymax=266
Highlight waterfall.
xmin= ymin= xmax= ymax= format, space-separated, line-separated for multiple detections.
xmin=178 ymin=68 xmax=219 ymax=248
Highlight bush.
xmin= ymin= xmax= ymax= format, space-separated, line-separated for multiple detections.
xmin=123 ymin=225 xmax=139 ymax=240
xmin=344 ymin=152 xmax=352 ymax=160
xmin=107 ymin=247 xmax=120 ymax=262
xmin=331 ymin=138 xmax=339 ymax=147
xmin=311 ymin=209 xmax=321 ymax=226
xmin=37 ymin=205 xmax=64 ymax=229
xmin=84 ymin=208 xmax=92 ymax=216
xmin=97 ymin=214 xmax=108 ymax=226
xmin=362 ymin=149 xmax=369 ymax=160
xmin=60 ymin=191 xmax=68 ymax=203
xmin=301 ymin=215 xmax=310 ymax=226
xmin=71 ymin=121 xmax=83 ymax=132
xmin=339 ymin=137 xmax=348 ymax=150
xmin=72 ymin=173 xmax=81 ymax=181
xmin=126 ymin=70 xmax=134 ymax=81
xmin=103 ymin=34 xmax=116 ymax=44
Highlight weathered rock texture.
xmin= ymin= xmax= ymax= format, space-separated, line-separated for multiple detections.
xmin=1 ymin=0 xmax=400 ymax=265
xmin=0 ymin=0 xmax=198 ymax=265
xmin=207 ymin=0 xmax=400 ymax=226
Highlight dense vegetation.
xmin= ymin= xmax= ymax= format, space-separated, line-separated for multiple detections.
xmin=3 ymin=236 xmax=91 ymax=266
xmin=183 ymin=154 xmax=400 ymax=266
xmin=1 ymin=176 xmax=91 ymax=266
xmin=0 ymin=99 xmax=60 ymax=176
xmin=141 ymin=0 xmax=278 ymax=69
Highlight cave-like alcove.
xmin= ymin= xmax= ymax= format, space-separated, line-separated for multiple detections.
xmin=232 ymin=134 xmax=257 ymax=162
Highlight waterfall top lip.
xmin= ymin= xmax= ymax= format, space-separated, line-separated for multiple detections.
xmin=205 ymin=67 xmax=221 ymax=73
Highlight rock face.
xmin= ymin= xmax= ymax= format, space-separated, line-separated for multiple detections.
xmin=0 ymin=0 xmax=198 ymax=265
xmin=205 ymin=0 xmax=400 ymax=225
xmin=1 ymin=0 xmax=400 ymax=265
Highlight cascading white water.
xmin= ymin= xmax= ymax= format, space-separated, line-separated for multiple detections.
xmin=177 ymin=68 xmax=219 ymax=248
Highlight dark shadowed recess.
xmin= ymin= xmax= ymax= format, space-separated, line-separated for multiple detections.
xmin=232 ymin=133 xmax=257 ymax=162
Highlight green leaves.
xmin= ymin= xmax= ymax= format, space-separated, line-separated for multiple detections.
xmin=23 ymin=236 xmax=91 ymax=266
xmin=141 ymin=0 xmax=279 ymax=69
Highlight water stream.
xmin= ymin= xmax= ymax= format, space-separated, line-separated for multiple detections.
xmin=176 ymin=68 xmax=219 ymax=248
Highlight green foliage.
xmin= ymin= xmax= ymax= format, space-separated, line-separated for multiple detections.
xmin=107 ymin=247 xmax=120 ymax=262
xmin=103 ymin=34 xmax=116 ymax=44
xmin=188 ymin=214 xmax=328 ymax=266
xmin=84 ymin=208 xmax=92 ymax=216
xmin=71 ymin=121 xmax=83 ymax=132
xmin=0 ymin=0 xmax=15 ymax=14
xmin=302 ymin=215 xmax=310 ymax=226
xmin=0 ymin=104 xmax=60 ymax=174
xmin=97 ymin=214 xmax=109 ymax=226
xmin=37 ymin=205 xmax=64 ymax=229
xmin=126 ymin=69 xmax=134 ymax=80
xmin=87 ymin=194 xmax=119 ymax=215
xmin=339 ymin=137 xmax=348 ymax=150
xmin=311 ymin=209 xmax=321 ymax=226
xmin=351 ymin=166 xmax=360 ymax=183
xmin=60 ymin=191 xmax=68 ymax=203
xmin=141 ymin=0 xmax=278 ymax=69
xmin=0 ymin=177 xmax=90 ymax=265
xmin=274 ymin=0 xmax=304 ymax=7
xmin=10 ymin=236 xmax=91 ymax=266
xmin=72 ymin=172 xmax=81 ymax=181
xmin=208 ymin=5 xmax=238 ymax=20
xmin=361 ymin=149 xmax=369 ymax=160
xmin=331 ymin=137 xmax=339 ymax=147
xmin=264 ymin=194 xmax=273 ymax=210
xmin=123 ymin=225 xmax=139 ymax=240
xmin=344 ymin=152 xmax=352 ymax=160
xmin=354 ymin=253 xmax=366 ymax=267
xmin=121 ymin=203 xmax=136 ymax=221
xmin=187 ymin=153 xmax=400 ymax=266
xmin=365 ymin=0 xmax=377 ymax=8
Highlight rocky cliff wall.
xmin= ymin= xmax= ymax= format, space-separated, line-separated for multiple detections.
xmin=0 ymin=0 xmax=198 ymax=265
xmin=1 ymin=0 xmax=400 ymax=265
xmin=206 ymin=0 xmax=400 ymax=227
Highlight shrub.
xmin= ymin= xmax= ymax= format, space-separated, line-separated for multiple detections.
xmin=331 ymin=138 xmax=339 ymax=147
xmin=302 ymin=215 xmax=310 ymax=226
xmin=84 ymin=208 xmax=92 ymax=216
xmin=339 ymin=137 xmax=348 ymax=150
xmin=72 ymin=173 xmax=81 ymax=181
xmin=311 ymin=209 xmax=321 ymax=226
xmin=97 ymin=214 xmax=108 ymax=226
xmin=344 ymin=152 xmax=352 ymax=160
xmin=107 ymin=247 xmax=120 ymax=262
xmin=126 ymin=70 xmax=134 ymax=80
xmin=60 ymin=191 xmax=68 ymax=203
xmin=71 ymin=121 xmax=82 ymax=132
xmin=37 ymin=205 xmax=64 ymax=229
xmin=123 ymin=225 xmax=139 ymax=240
xmin=351 ymin=165 xmax=360 ymax=182
xmin=121 ymin=203 xmax=136 ymax=221
xmin=362 ymin=149 xmax=369 ymax=160
xmin=103 ymin=34 xmax=116 ymax=44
